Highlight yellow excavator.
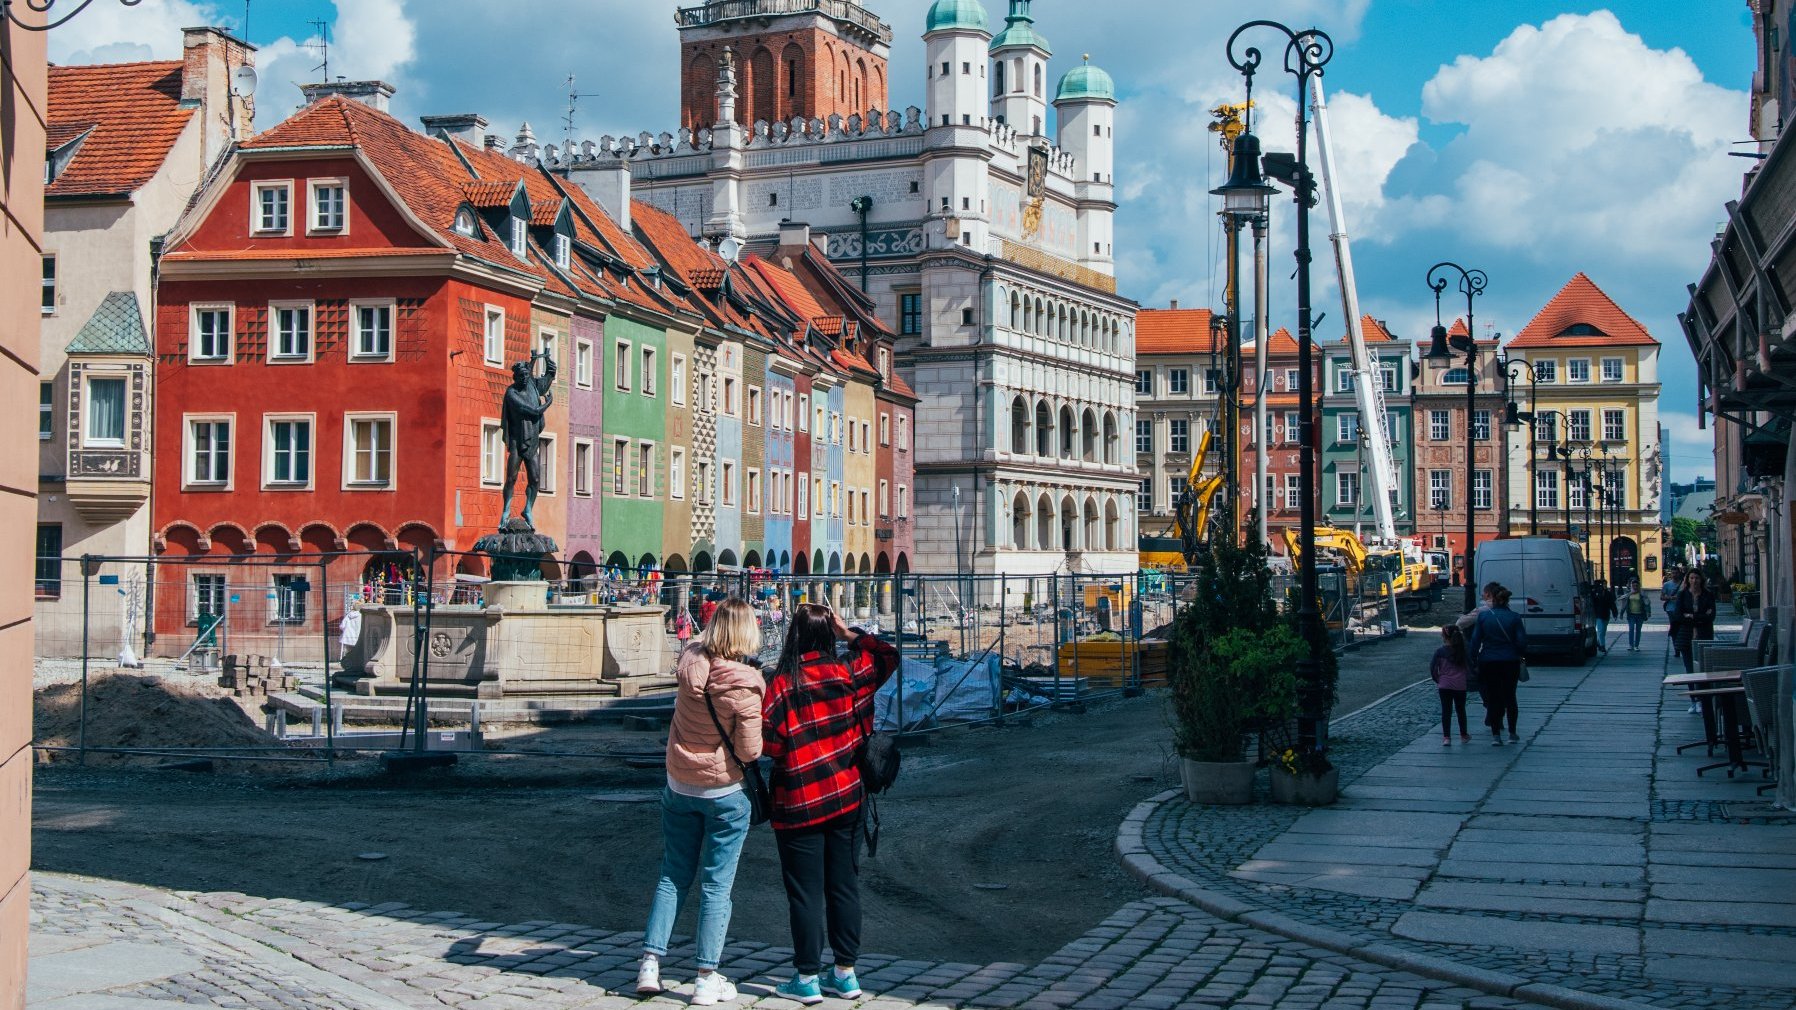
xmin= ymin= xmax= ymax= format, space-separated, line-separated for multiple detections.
xmin=1280 ymin=526 xmax=1434 ymax=600
xmin=1139 ymin=429 xmax=1225 ymax=573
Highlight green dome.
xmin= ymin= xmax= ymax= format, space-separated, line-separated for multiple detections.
xmin=1056 ymin=60 xmax=1115 ymax=102
xmin=989 ymin=0 xmax=1050 ymax=53
xmin=926 ymin=0 xmax=988 ymax=33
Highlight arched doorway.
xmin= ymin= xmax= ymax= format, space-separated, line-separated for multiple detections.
xmin=1609 ymin=536 xmax=1638 ymax=587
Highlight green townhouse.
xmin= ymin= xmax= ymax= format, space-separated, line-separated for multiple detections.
xmin=602 ymin=310 xmax=671 ymax=571
xmin=1320 ymin=317 xmax=1416 ymax=537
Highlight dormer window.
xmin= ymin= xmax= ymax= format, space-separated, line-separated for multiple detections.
xmin=555 ymin=233 xmax=571 ymax=270
xmin=309 ymin=179 xmax=347 ymax=232
xmin=510 ymin=218 xmax=527 ymax=259
xmin=454 ymin=208 xmax=479 ymax=237
xmin=251 ymin=181 xmax=292 ymax=235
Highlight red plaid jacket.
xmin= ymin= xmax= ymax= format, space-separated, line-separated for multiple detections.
xmin=762 ymin=632 xmax=901 ymax=830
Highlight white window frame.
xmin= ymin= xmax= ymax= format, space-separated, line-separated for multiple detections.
xmin=554 ymin=232 xmax=571 ymax=270
xmin=342 ymin=411 xmax=396 ymax=489
xmin=725 ymin=376 xmax=740 ymax=417
xmin=481 ymin=421 xmax=504 ymax=486
xmin=641 ymin=346 xmax=657 ymax=397
xmin=1603 ymin=408 xmax=1626 ymax=442
xmin=1135 ymin=419 xmax=1152 ymax=455
xmin=897 ymin=483 xmax=909 ymax=518
xmin=349 ymin=299 xmax=394 ymax=361
xmin=510 ymin=217 xmax=528 ymax=259
xmin=1380 ymin=365 xmax=1399 ymax=392
xmin=271 ymin=572 xmax=309 ymax=624
xmin=1533 ymin=359 xmax=1557 ymax=384
xmin=41 ymin=254 xmax=55 ymax=315
xmin=615 ymin=340 xmax=633 ymax=391
xmin=747 ymin=469 xmax=763 ymax=515
xmin=573 ymin=438 xmax=594 ymax=497
xmin=880 ymin=412 xmax=890 ymax=446
xmin=798 ymin=393 xmax=810 ymax=431
xmin=860 ymin=420 xmax=870 ymax=454
xmin=190 ymin=573 xmax=227 ymax=624
xmin=1472 ymin=410 xmax=1491 ymax=441
xmin=1284 ymin=411 xmax=1301 ymax=444
xmin=1337 ymin=412 xmax=1359 ymax=445
xmin=670 ymin=445 xmax=686 ymax=501
xmin=538 ymin=328 xmax=559 ymax=369
xmin=574 ymin=338 xmax=594 ymax=389
xmin=538 ymin=434 xmax=557 ymax=495
xmin=1601 ymin=357 xmax=1624 ymax=383
xmin=1284 ymin=368 xmax=1299 ymax=391
xmin=189 ymin=303 xmax=235 ymax=364
xmin=748 ymin=385 xmax=763 ymax=427
xmin=722 ymin=460 xmax=737 ymax=507
xmin=1429 ymin=410 xmax=1450 ymax=442
xmin=38 ymin=382 xmax=52 ymax=440
xmin=635 ymin=440 xmax=653 ymax=498
xmin=1284 ymin=473 xmax=1302 ymax=511
xmin=262 ymin=413 xmax=316 ymax=490
xmin=612 ymin=438 xmax=630 ymax=496
xmin=1336 ymin=470 xmax=1360 ymax=508
xmin=250 ymin=180 xmax=293 ymax=236
xmin=308 ymin=177 xmax=348 ymax=234
xmin=1135 ymin=369 xmax=1152 ymax=396
xmin=1472 ymin=470 xmax=1493 ymax=511
xmin=183 ymin=414 xmax=234 ymax=489
xmin=268 ymin=301 xmax=315 ymax=363
xmin=1168 ymin=369 xmax=1189 ymax=395
xmin=798 ymin=470 xmax=810 ymax=519
xmin=1169 ymin=418 xmax=1189 ymax=454
xmin=879 ymin=479 xmax=890 ymax=518
xmin=1569 ymin=409 xmax=1592 ymax=443
xmin=696 ymin=459 xmax=712 ymax=505
xmin=897 ymin=415 xmax=910 ymax=451
xmin=1535 ymin=469 xmax=1559 ymax=510
xmin=483 ymin=305 xmax=505 ymax=367
xmin=1567 ymin=358 xmax=1591 ymax=384
xmin=671 ymin=354 xmax=687 ymax=406
xmin=1429 ymin=470 xmax=1452 ymax=510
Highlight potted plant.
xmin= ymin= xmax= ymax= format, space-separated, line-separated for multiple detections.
xmin=1270 ymin=745 xmax=1339 ymax=806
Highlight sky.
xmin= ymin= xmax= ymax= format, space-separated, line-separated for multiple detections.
xmin=49 ymin=0 xmax=1754 ymax=485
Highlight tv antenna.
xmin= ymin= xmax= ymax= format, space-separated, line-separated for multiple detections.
xmin=306 ymin=19 xmax=330 ymax=81
xmin=562 ymin=74 xmax=600 ymax=148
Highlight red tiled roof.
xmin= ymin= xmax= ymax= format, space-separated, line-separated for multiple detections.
xmin=161 ymin=247 xmax=449 ymax=262
xmin=632 ymin=201 xmax=724 ymax=282
xmin=460 ymin=180 xmax=514 ymax=207
xmin=1136 ymin=308 xmax=1219 ymax=354
xmin=747 ymin=255 xmax=831 ymax=324
xmin=47 ymin=61 xmax=194 ymax=198
xmin=1362 ymin=315 xmax=1394 ymax=342
xmin=1448 ymin=318 xmax=1470 ymax=338
xmin=240 ymin=98 xmax=360 ymax=149
xmin=1510 ymin=272 xmax=1658 ymax=348
xmin=1241 ymin=327 xmax=1301 ymax=356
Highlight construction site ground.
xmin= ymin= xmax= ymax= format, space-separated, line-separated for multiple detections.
xmin=31 ymin=617 xmax=1446 ymax=967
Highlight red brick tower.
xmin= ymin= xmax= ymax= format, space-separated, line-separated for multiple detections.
xmin=676 ymin=0 xmax=893 ymax=133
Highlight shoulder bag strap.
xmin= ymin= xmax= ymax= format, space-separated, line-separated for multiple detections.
xmin=703 ymin=685 xmax=753 ymax=777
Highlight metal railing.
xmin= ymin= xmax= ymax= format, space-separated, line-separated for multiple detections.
xmin=674 ymin=0 xmax=892 ymax=42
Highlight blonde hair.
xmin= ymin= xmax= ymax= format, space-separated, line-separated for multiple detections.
xmin=702 ymin=597 xmax=761 ymax=661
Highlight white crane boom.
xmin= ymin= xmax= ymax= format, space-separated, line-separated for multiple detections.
xmin=1311 ymin=77 xmax=1399 ymax=543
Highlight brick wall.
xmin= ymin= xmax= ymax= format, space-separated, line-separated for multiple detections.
xmin=681 ymin=26 xmax=889 ymax=133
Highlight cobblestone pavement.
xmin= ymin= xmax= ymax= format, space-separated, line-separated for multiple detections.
xmin=1136 ymin=622 xmax=1796 ymax=1010
xmin=32 ymin=870 xmax=1568 ymax=1010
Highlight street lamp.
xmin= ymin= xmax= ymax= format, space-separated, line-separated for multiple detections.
xmin=1225 ymin=18 xmax=1333 ymax=754
xmin=1501 ymin=358 xmax=1538 ymax=534
xmin=1424 ymin=262 xmax=1487 ymax=613
xmin=1212 ymin=118 xmax=1275 ymax=551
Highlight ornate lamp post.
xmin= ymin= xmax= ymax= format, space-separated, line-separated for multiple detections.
xmin=1225 ymin=19 xmax=1333 ymax=752
xmin=1501 ymin=358 xmax=1538 ymax=534
xmin=1424 ymin=262 xmax=1487 ymax=613
xmin=1211 ymin=111 xmax=1275 ymax=550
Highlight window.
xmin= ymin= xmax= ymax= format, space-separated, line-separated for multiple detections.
xmin=960 ymin=307 xmax=975 ymax=326
xmin=554 ymin=233 xmax=571 ymax=270
xmin=1569 ymin=472 xmax=1587 ymax=511
xmin=186 ymin=304 xmax=233 ymax=363
xmin=1429 ymin=410 xmax=1451 ymax=442
xmin=1135 ymin=370 xmax=1152 ymax=396
xmin=1264 ymin=475 xmax=1277 ymax=511
xmin=191 ymin=573 xmax=226 ymax=622
xmin=344 ymin=414 xmax=393 ymax=486
xmin=575 ymin=340 xmax=593 ymax=388
xmin=1284 ymin=411 xmax=1300 ymax=444
xmin=1137 ymin=480 xmax=1151 ymax=513
xmin=900 ymin=292 xmax=922 ymax=335
xmin=878 ymin=347 xmax=890 ymax=377
xmin=1535 ymin=469 xmax=1559 ymax=510
xmin=860 ymin=421 xmax=870 ymax=453
xmin=39 ymin=382 xmax=52 ymax=439
xmin=880 ymin=412 xmax=890 ymax=446
xmin=845 ymin=487 xmax=855 ymax=525
xmin=1442 ymin=368 xmax=1470 ymax=385
xmin=252 ymin=181 xmax=291 ymax=234
xmin=574 ymin=440 xmax=593 ymax=496
xmin=1337 ymin=470 xmax=1360 ymax=508
xmin=1336 ymin=412 xmax=1359 ymax=444
xmin=270 ymin=303 xmax=313 ymax=361
xmin=723 ymin=377 xmax=738 ymax=416
xmin=536 ymin=434 xmax=556 ymax=494
xmin=830 ymin=481 xmax=841 ymax=517
xmin=846 ymin=417 xmax=857 ymax=452
xmin=879 ymin=479 xmax=890 ymax=517
xmin=538 ymin=330 xmax=558 ymax=369
xmin=1168 ymin=369 xmax=1189 ymax=395
xmin=1285 ymin=474 xmax=1303 ymax=510
xmin=1533 ymin=413 xmax=1557 ymax=444
xmin=747 ymin=469 xmax=762 ymax=514
xmin=1601 ymin=357 xmax=1624 ymax=382
xmin=897 ymin=484 xmax=909 ymax=518
xmin=748 ymin=386 xmax=762 ymax=426
xmin=454 ymin=208 xmax=479 ymax=237
xmin=798 ymin=472 xmax=809 ymax=519
xmin=631 ymin=345 xmax=652 ymax=396
xmin=1568 ymin=358 xmax=1590 ymax=383
xmin=1169 ymin=476 xmax=1189 ymax=504
xmin=671 ymin=354 xmax=687 ymax=405
xmin=484 ymin=306 xmax=505 ymax=366
xmin=1429 ymin=470 xmax=1452 ymax=510
xmin=1203 ymin=370 xmax=1220 ymax=395
xmin=1473 ymin=470 xmax=1493 ymax=510
xmin=1380 ymin=366 xmax=1399 ymax=392
xmin=636 ymin=442 xmax=653 ymax=497
xmin=1335 ymin=368 xmax=1354 ymax=393
xmin=897 ymin=415 xmax=910 ymax=450
xmin=831 ymin=412 xmax=842 ymax=444
xmin=1533 ymin=359 xmax=1557 ymax=383
xmin=669 ymin=446 xmax=687 ymax=501
xmin=482 ymin=423 xmax=504 ymax=485
xmin=697 ymin=459 xmax=712 ymax=504
xmin=510 ymin=217 xmax=527 ymax=259
xmin=615 ymin=341 xmax=632 ymax=390
xmin=309 ymin=179 xmax=346 ymax=232
xmin=798 ymin=394 xmax=809 ymax=431
xmin=1472 ymin=410 xmax=1491 ymax=441
xmin=860 ymin=489 xmax=870 ymax=525
xmin=264 ymin=416 xmax=312 ymax=487
xmin=1569 ymin=409 xmax=1592 ymax=442
xmin=1169 ymin=419 xmax=1189 ymax=454
xmin=1599 ymin=408 xmax=1626 ymax=442
xmin=351 ymin=302 xmax=392 ymax=360
xmin=272 ymin=573 xmax=308 ymax=623
xmin=1135 ymin=419 xmax=1152 ymax=454
xmin=83 ymin=376 xmax=126 ymax=447
xmin=613 ymin=439 xmax=630 ymax=495
xmin=41 ymin=256 xmax=55 ymax=314
xmin=1284 ymin=368 xmax=1300 ymax=391
xmin=35 ymin=524 xmax=62 ymax=598
xmin=814 ymin=476 xmax=825 ymax=518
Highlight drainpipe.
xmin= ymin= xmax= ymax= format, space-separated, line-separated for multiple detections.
xmin=850 ymin=195 xmax=873 ymax=292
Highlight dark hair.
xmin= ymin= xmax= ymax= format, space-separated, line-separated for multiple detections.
xmin=1483 ymin=581 xmax=1512 ymax=606
xmin=775 ymin=603 xmax=836 ymax=687
xmin=1442 ymin=624 xmax=1468 ymax=666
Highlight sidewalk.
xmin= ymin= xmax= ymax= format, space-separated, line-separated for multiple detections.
xmin=1124 ymin=620 xmax=1796 ymax=1010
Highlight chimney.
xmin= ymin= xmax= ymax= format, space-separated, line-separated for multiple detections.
xmin=422 ymin=113 xmax=488 ymax=148
xmin=586 ymin=162 xmax=632 ymax=234
xmin=299 ymin=79 xmax=396 ymax=112
xmin=1170 ymin=298 xmax=1179 ymax=310
xmin=181 ymin=27 xmax=256 ymax=162
xmin=779 ymin=220 xmax=811 ymax=248
xmin=484 ymin=135 xmax=504 ymax=151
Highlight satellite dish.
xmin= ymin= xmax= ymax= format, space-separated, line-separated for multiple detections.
xmin=716 ymin=236 xmax=742 ymax=263
xmin=231 ymin=65 xmax=259 ymax=98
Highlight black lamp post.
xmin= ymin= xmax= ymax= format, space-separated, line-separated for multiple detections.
xmin=1225 ymin=18 xmax=1333 ymax=753
xmin=1501 ymin=359 xmax=1538 ymax=534
xmin=1424 ymin=262 xmax=1487 ymax=613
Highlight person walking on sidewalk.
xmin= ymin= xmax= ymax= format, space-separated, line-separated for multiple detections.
xmin=1432 ymin=625 xmax=1473 ymax=746
xmin=637 ymin=598 xmax=763 ymax=1006
xmin=1673 ymin=571 xmax=1718 ymax=674
xmin=1621 ymin=578 xmax=1650 ymax=651
xmin=763 ymin=604 xmax=901 ymax=1005
xmin=1467 ymin=582 xmax=1528 ymax=746
xmin=1591 ymin=580 xmax=1615 ymax=654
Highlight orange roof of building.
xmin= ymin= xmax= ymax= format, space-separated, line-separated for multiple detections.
xmin=746 ymin=256 xmax=831 ymax=324
xmin=1449 ymin=318 xmax=1470 ymax=338
xmin=1362 ymin=315 xmax=1394 ymax=342
xmin=1510 ymin=272 xmax=1658 ymax=348
xmin=462 ymin=180 xmax=517 ymax=207
xmin=1135 ymin=308 xmax=1219 ymax=354
xmin=1243 ymin=327 xmax=1300 ymax=356
xmin=47 ymin=61 xmax=194 ymax=198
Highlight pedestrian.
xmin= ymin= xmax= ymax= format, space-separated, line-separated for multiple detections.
xmin=1621 ymin=578 xmax=1649 ymax=651
xmin=1432 ymin=625 xmax=1472 ymax=746
xmin=1590 ymin=580 xmax=1615 ymax=654
xmin=762 ymin=603 xmax=901 ymax=1005
xmin=637 ymin=598 xmax=763 ymax=1005
xmin=699 ymin=592 xmax=721 ymax=630
xmin=1673 ymin=571 xmax=1718 ymax=674
xmin=673 ymin=606 xmax=695 ymax=647
xmin=1467 ymin=581 xmax=1528 ymax=746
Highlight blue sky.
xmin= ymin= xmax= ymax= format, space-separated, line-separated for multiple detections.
xmin=52 ymin=1 xmax=1751 ymax=484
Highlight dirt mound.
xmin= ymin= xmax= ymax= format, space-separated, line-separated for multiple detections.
xmin=34 ymin=671 xmax=280 ymax=765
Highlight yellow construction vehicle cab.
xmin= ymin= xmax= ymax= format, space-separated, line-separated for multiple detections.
xmin=1139 ymin=429 xmax=1223 ymax=573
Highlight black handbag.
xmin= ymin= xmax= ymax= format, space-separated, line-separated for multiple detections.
xmin=704 ymin=689 xmax=771 ymax=826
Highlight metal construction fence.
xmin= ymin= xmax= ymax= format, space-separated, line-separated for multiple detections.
xmin=32 ymin=546 xmax=1405 ymax=767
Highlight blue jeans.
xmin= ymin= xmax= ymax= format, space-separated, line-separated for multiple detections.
xmin=1627 ymin=614 xmax=1646 ymax=648
xmin=1595 ymin=617 xmax=1609 ymax=649
xmin=644 ymin=787 xmax=752 ymax=969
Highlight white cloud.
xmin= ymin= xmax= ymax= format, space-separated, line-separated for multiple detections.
xmin=47 ymin=0 xmax=225 ymax=64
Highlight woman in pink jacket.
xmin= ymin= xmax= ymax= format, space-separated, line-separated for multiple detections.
xmin=637 ymin=598 xmax=762 ymax=1005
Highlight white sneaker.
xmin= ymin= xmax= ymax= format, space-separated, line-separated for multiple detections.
xmin=636 ymin=959 xmax=662 ymax=996
xmin=692 ymin=972 xmax=738 ymax=1006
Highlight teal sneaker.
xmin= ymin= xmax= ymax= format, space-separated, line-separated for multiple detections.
xmin=776 ymin=975 xmax=823 ymax=1005
xmin=822 ymin=968 xmax=863 ymax=999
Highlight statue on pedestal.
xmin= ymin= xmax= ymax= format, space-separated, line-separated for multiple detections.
xmin=501 ymin=351 xmax=556 ymax=529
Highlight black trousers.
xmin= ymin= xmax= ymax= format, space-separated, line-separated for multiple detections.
xmin=1438 ymin=689 xmax=1468 ymax=737
xmin=774 ymin=810 xmax=862 ymax=974
xmin=1479 ymin=661 xmax=1521 ymax=735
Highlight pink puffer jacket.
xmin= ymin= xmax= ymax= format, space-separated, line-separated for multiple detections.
xmin=666 ymin=643 xmax=764 ymax=789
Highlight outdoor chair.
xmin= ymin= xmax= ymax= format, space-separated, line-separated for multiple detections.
xmin=1740 ymin=665 xmax=1786 ymax=796
xmin=1697 ymin=621 xmax=1770 ymax=674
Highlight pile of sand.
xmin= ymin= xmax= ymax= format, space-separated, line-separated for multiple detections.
xmin=34 ymin=671 xmax=280 ymax=765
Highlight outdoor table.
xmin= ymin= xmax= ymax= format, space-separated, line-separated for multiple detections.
xmin=1664 ymin=671 xmax=1742 ymax=755
xmin=1685 ymin=686 xmax=1751 ymax=777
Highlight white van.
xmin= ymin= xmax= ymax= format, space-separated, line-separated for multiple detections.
xmin=1471 ymin=537 xmax=1596 ymax=662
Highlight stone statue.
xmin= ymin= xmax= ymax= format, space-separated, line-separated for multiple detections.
xmin=501 ymin=351 xmax=556 ymax=529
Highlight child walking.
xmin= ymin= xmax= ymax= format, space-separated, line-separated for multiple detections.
xmin=1432 ymin=625 xmax=1472 ymax=746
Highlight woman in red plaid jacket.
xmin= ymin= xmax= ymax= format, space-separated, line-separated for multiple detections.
xmin=761 ymin=603 xmax=900 ymax=1005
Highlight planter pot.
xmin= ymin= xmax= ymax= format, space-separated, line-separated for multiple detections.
xmin=1180 ymin=758 xmax=1256 ymax=805
xmin=1269 ymin=767 xmax=1340 ymax=806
